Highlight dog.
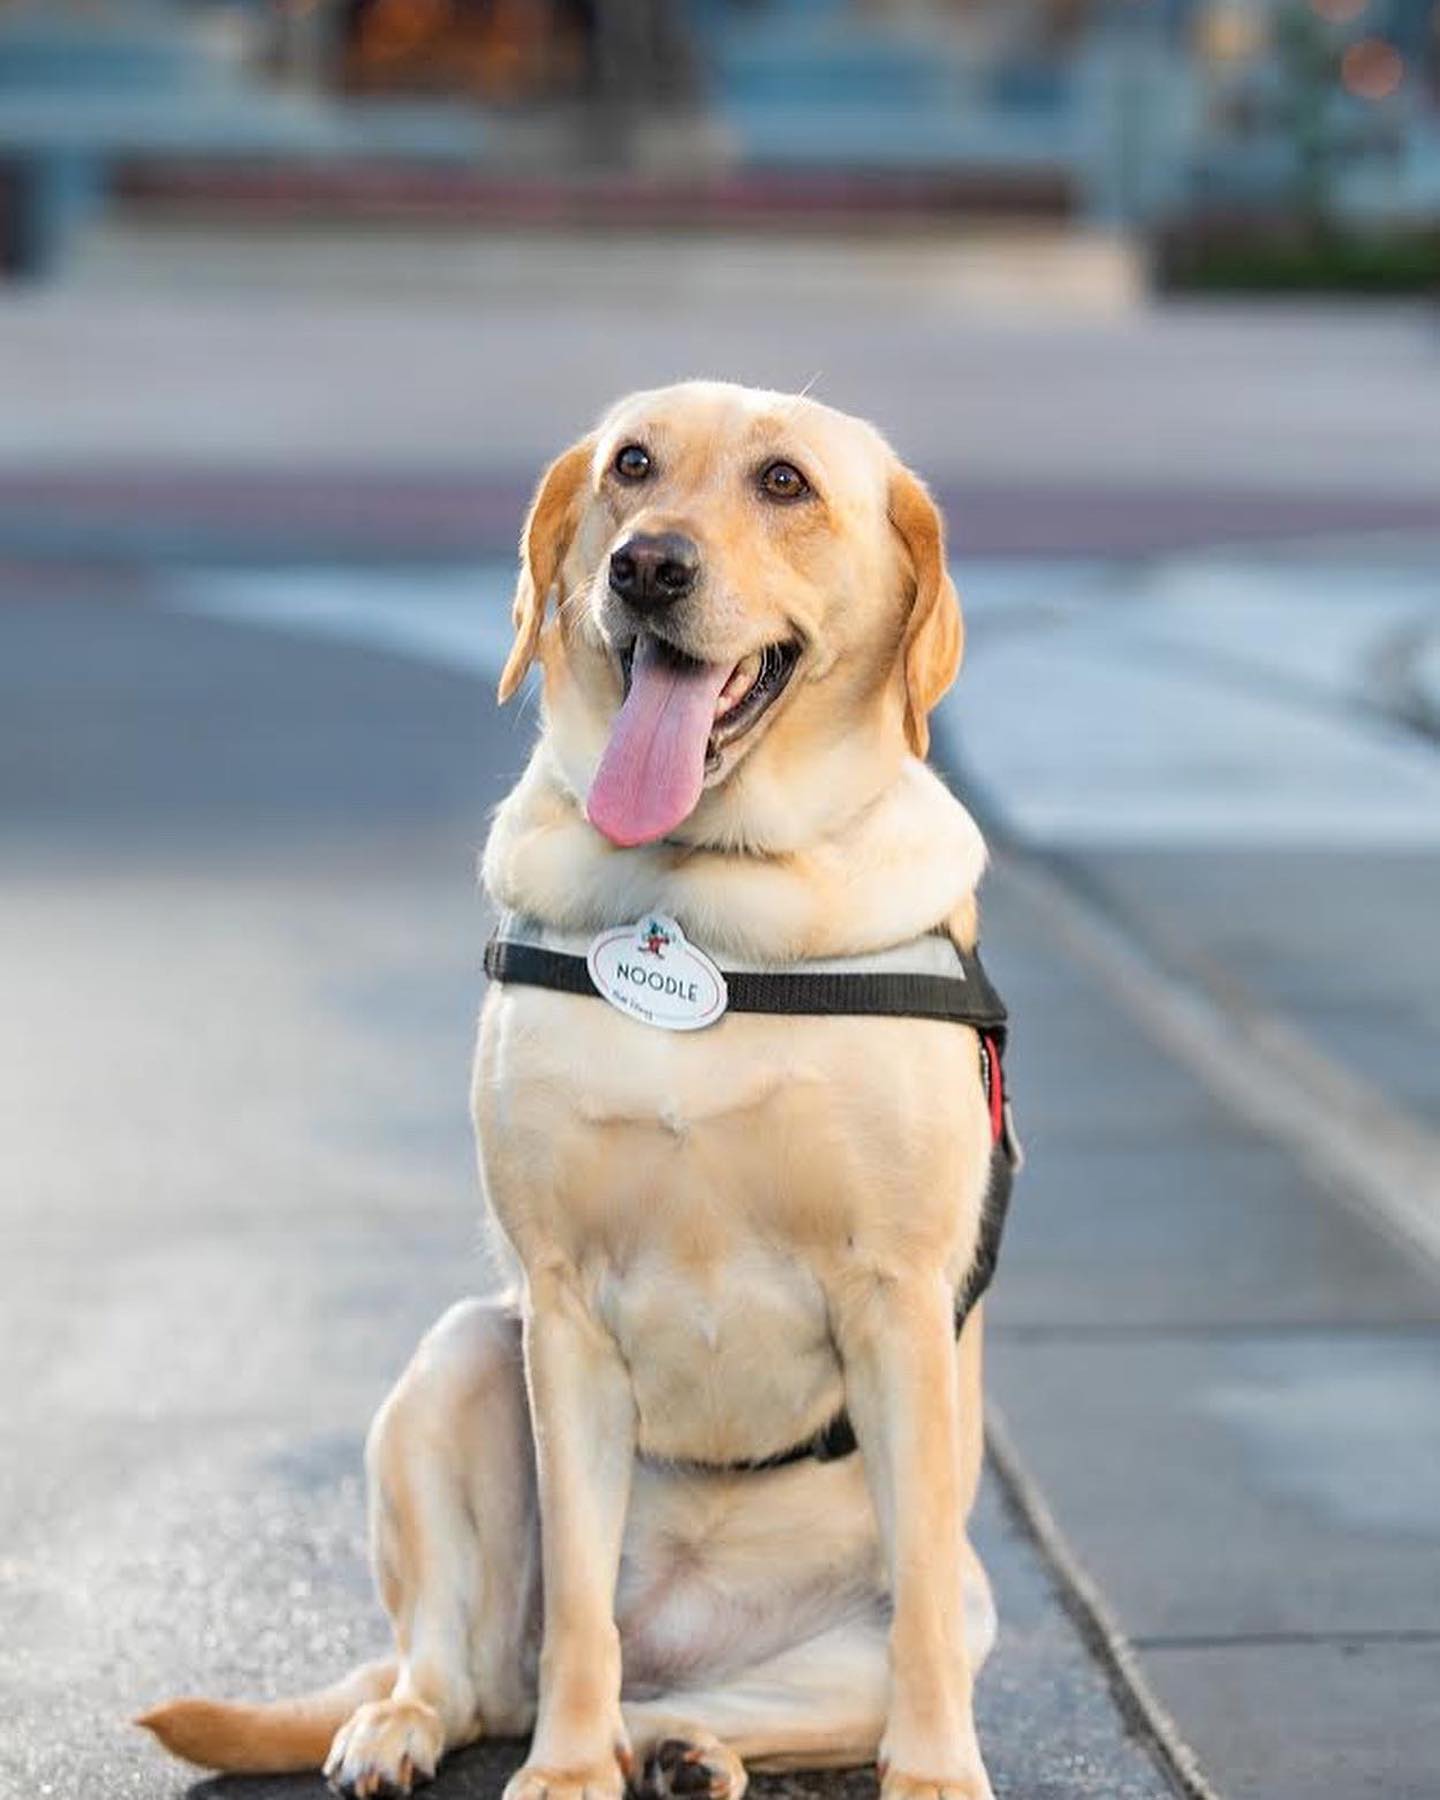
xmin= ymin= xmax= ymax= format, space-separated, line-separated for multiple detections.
xmin=140 ymin=380 xmax=1010 ymax=1800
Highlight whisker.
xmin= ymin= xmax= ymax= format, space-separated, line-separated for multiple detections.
xmin=557 ymin=579 xmax=592 ymax=619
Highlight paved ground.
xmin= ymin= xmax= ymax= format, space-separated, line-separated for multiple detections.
xmin=5 ymin=235 xmax=1440 ymax=1798
xmin=976 ymin=857 xmax=1440 ymax=1800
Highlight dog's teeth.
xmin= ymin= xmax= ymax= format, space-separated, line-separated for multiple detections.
xmin=713 ymin=653 xmax=761 ymax=720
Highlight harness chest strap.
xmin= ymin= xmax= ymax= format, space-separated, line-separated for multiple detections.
xmin=482 ymin=916 xmax=1021 ymax=1473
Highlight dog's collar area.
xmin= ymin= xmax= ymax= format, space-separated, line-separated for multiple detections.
xmin=482 ymin=912 xmax=1021 ymax=1475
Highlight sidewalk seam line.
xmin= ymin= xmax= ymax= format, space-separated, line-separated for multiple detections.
xmin=992 ymin=1319 xmax=1440 ymax=1339
xmin=1132 ymin=1630 xmax=1440 ymax=1651
xmin=985 ymin=1407 xmax=1223 ymax=1800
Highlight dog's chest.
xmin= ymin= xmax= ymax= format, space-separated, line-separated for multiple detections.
xmin=596 ymin=1240 xmax=837 ymax=1463
xmin=475 ymin=986 xmax=979 ymax=1464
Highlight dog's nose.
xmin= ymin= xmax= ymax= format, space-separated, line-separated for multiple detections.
xmin=609 ymin=532 xmax=699 ymax=610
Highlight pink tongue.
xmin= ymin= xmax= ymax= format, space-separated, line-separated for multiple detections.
xmin=587 ymin=636 xmax=732 ymax=847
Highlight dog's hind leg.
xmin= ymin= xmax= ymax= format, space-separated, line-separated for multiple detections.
xmin=623 ymin=1611 xmax=891 ymax=1800
xmin=618 ymin=1503 xmax=996 ymax=1800
xmin=326 ymin=1296 xmax=539 ymax=1798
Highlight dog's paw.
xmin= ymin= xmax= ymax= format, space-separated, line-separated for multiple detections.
xmin=325 ymin=1698 xmax=443 ymax=1798
xmin=503 ymin=1758 xmax=627 ymax=1800
xmin=879 ymin=1769 xmax=994 ymax=1800
xmin=632 ymin=1736 xmax=747 ymax=1800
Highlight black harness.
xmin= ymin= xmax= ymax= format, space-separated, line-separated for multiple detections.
xmin=483 ymin=924 xmax=1020 ymax=1474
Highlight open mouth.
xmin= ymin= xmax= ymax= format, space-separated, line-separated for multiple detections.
xmin=588 ymin=632 xmax=802 ymax=848
xmin=620 ymin=636 xmax=801 ymax=766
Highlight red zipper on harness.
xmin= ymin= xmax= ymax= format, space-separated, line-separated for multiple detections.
xmin=981 ymin=1033 xmax=1004 ymax=1143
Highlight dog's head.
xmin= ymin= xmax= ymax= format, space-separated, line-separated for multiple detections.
xmin=499 ymin=380 xmax=961 ymax=851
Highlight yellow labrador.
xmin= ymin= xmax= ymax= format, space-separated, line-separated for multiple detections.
xmin=141 ymin=382 xmax=1007 ymax=1800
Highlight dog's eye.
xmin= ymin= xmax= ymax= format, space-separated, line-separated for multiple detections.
xmin=613 ymin=444 xmax=653 ymax=483
xmin=759 ymin=460 xmax=809 ymax=502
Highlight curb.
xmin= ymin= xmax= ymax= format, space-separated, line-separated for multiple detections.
xmin=986 ymin=1410 xmax=1222 ymax=1800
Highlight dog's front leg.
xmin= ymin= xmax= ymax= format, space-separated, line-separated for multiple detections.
xmin=834 ymin=1268 xmax=993 ymax=1800
xmin=507 ymin=1266 xmax=636 ymax=1800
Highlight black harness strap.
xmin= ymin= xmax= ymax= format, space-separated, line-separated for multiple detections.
xmin=483 ymin=936 xmax=1009 ymax=1031
xmin=483 ymin=926 xmax=1019 ymax=1475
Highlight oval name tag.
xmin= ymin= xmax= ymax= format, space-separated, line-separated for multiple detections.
xmin=587 ymin=914 xmax=728 ymax=1032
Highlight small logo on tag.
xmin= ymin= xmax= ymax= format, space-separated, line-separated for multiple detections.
xmin=587 ymin=914 xmax=728 ymax=1032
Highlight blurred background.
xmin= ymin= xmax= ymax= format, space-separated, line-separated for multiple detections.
xmin=3 ymin=4 xmax=1440 ymax=1799
xmin=5 ymin=0 xmax=1440 ymax=280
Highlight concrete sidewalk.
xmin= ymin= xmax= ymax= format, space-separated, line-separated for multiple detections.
xmin=968 ymin=848 xmax=1440 ymax=1800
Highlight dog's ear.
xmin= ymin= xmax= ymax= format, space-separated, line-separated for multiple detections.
xmin=497 ymin=437 xmax=595 ymax=704
xmin=888 ymin=464 xmax=963 ymax=759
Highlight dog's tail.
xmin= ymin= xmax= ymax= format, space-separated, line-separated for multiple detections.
xmin=135 ymin=1656 xmax=397 ymax=1774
